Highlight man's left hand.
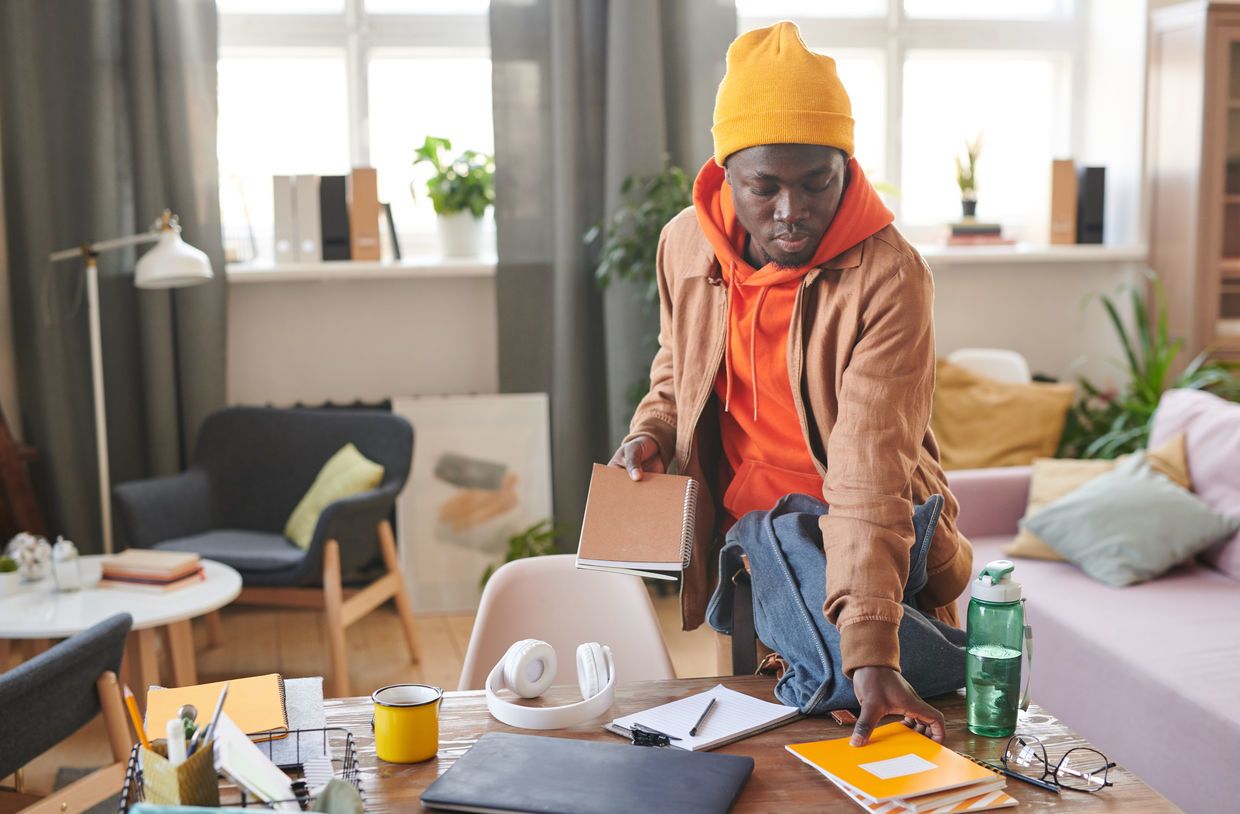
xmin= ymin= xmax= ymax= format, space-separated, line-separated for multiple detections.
xmin=850 ymin=666 xmax=945 ymax=746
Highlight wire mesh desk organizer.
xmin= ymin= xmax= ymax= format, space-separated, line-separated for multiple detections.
xmin=118 ymin=726 xmax=362 ymax=812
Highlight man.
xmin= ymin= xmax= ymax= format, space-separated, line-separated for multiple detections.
xmin=606 ymin=22 xmax=973 ymax=746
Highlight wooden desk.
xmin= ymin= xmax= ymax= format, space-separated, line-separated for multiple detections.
xmin=325 ymin=676 xmax=1178 ymax=813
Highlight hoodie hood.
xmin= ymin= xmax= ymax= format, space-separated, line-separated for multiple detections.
xmin=692 ymin=155 xmax=893 ymax=288
xmin=692 ymin=156 xmax=894 ymax=421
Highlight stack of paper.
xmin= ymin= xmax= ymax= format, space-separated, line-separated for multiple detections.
xmin=786 ymin=723 xmax=1018 ymax=812
xmin=607 ymin=684 xmax=800 ymax=752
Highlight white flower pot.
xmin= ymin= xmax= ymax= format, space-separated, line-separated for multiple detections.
xmin=437 ymin=211 xmax=486 ymax=258
xmin=0 ymin=571 xmax=18 ymax=595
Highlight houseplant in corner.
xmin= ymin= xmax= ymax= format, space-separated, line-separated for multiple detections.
xmin=479 ymin=518 xmax=557 ymax=588
xmin=413 ymin=135 xmax=495 ymax=258
xmin=586 ymin=159 xmax=693 ymax=408
xmin=1057 ymin=274 xmax=1240 ymax=459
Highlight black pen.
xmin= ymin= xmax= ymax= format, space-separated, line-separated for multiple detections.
xmin=978 ymin=759 xmax=1060 ymax=794
xmin=689 ymin=698 xmax=717 ymax=737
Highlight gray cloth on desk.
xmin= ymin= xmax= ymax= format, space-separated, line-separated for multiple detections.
xmin=262 ymin=676 xmax=328 ymax=767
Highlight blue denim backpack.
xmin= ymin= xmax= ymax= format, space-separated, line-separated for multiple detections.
xmin=705 ymin=493 xmax=966 ymax=714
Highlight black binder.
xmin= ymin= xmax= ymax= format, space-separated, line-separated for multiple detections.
xmin=319 ymin=174 xmax=351 ymax=260
xmin=421 ymin=732 xmax=754 ymax=814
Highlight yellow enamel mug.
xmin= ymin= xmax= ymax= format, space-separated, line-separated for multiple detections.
xmin=372 ymin=683 xmax=443 ymax=763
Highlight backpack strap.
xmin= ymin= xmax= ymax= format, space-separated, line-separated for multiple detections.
xmin=730 ymin=566 xmax=758 ymax=675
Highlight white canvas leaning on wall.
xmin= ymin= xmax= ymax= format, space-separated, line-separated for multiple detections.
xmin=393 ymin=393 xmax=553 ymax=613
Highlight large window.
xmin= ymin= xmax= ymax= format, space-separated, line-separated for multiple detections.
xmin=216 ymin=0 xmax=492 ymax=262
xmin=737 ymin=1 xmax=1079 ymax=243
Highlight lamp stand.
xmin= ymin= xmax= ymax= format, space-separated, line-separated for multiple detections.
xmin=84 ymin=255 xmax=114 ymax=555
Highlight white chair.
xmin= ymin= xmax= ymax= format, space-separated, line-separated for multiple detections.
xmin=946 ymin=348 xmax=1033 ymax=384
xmin=458 ymin=554 xmax=676 ymax=690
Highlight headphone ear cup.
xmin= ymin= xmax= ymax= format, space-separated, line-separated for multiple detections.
xmin=505 ymin=639 xmax=556 ymax=698
xmin=576 ymin=642 xmax=608 ymax=701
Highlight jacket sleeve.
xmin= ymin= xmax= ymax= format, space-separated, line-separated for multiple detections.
xmin=820 ymin=257 xmax=937 ymax=677
xmin=622 ymin=220 xmax=679 ymax=468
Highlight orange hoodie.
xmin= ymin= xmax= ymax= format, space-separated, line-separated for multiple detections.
xmin=692 ymin=157 xmax=894 ymax=525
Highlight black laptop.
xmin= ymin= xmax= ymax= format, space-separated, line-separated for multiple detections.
xmin=421 ymin=732 xmax=754 ymax=814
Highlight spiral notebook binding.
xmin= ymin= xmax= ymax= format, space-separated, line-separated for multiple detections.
xmin=680 ymin=477 xmax=699 ymax=568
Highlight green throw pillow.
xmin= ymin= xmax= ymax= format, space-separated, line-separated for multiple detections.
xmin=284 ymin=443 xmax=385 ymax=550
xmin=1021 ymin=454 xmax=1240 ymax=587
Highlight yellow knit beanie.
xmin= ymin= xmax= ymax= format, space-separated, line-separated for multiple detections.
xmin=712 ymin=21 xmax=854 ymax=166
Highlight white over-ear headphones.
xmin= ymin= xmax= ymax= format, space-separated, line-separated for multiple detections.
xmin=485 ymin=639 xmax=616 ymax=730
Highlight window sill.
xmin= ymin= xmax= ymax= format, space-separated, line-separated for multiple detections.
xmin=225 ymin=256 xmax=498 ymax=284
xmin=914 ymin=243 xmax=1147 ymax=266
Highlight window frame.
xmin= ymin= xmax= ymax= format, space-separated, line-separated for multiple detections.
xmin=217 ymin=0 xmax=491 ymax=259
xmin=738 ymin=1 xmax=1087 ymax=238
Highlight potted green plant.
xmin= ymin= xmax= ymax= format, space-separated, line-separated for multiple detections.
xmin=0 ymin=555 xmax=17 ymax=594
xmin=955 ymin=133 xmax=983 ymax=219
xmin=586 ymin=159 xmax=693 ymax=407
xmin=413 ymin=135 xmax=495 ymax=258
xmin=480 ymin=519 xmax=557 ymax=589
xmin=1057 ymin=274 xmax=1240 ymax=459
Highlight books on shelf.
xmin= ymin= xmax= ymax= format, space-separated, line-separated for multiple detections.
xmin=786 ymin=722 xmax=1013 ymax=812
xmin=947 ymin=220 xmax=1014 ymax=247
xmin=100 ymin=549 xmax=203 ymax=592
xmin=272 ymin=175 xmax=298 ymax=262
xmin=319 ymin=175 xmax=351 ymax=261
xmin=1050 ymin=159 xmax=1078 ymax=245
xmin=348 ymin=167 xmax=381 ymax=261
xmin=575 ymin=463 xmax=698 ymax=580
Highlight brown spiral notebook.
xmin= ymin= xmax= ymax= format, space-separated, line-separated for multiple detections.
xmin=575 ymin=463 xmax=699 ymax=581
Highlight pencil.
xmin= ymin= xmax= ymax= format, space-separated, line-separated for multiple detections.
xmin=122 ymin=685 xmax=152 ymax=749
xmin=689 ymin=697 xmax=717 ymax=737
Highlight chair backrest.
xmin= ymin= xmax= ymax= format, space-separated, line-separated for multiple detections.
xmin=458 ymin=554 xmax=676 ymax=691
xmin=0 ymin=613 xmax=132 ymax=778
xmin=194 ymin=406 xmax=413 ymax=532
xmin=946 ymin=348 xmax=1033 ymax=385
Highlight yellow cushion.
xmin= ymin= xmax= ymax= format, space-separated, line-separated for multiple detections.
xmin=284 ymin=443 xmax=385 ymax=550
xmin=931 ymin=359 xmax=1075 ymax=470
xmin=1006 ymin=433 xmax=1192 ymax=560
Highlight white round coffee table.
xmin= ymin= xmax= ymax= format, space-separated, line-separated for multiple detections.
xmin=0 ymin=556 xmax=241 ymax=701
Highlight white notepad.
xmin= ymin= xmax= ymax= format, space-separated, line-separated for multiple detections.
xmin=606 ymin=684 xmax=800 ymax=752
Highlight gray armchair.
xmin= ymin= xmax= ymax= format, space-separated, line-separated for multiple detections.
xmin=113 ymin=406 xmax=418 ymax=696
xmin=0 ymin=613 xmax=133 ymax=813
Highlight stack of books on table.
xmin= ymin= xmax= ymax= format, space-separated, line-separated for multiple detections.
xmin=947 ymin=220 xmax=1014 ymax=247
xmin=100 ymin=549 xmax=204 ymax=593
xmin=787 ymin=723 xmax=1017 ymax=812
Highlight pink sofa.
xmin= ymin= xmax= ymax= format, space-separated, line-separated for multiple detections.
xmin=948 ymin=462 xmax=1240 ymax=813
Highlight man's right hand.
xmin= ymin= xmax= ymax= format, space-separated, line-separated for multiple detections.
xmin=607 ymin=435 xmax=666 ymax=481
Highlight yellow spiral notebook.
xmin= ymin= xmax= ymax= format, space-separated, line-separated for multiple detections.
xmin=143 ymin=673 xmax=289 ymax=742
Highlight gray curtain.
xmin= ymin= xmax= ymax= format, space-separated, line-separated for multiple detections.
xmin=0 ymin=0 xmax=226 ymax=554
xmin=490 ymin=0 xmax=734 ymax=534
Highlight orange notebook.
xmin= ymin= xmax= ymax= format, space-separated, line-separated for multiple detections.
xmin=143 ymin=674 xmax=288 ymax=742
xmin=575 ymin=464 xmax=699 ymax=581
xmin=786 ymin=723 xmax=998 ymax=804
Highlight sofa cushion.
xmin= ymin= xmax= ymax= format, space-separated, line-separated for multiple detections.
xmin=1020 ymin=454 xmax=1239 ymax=586
xmin=931 ymin=359 xmax=1075 ymax=470
xmin=155 ymin=530 xmax=305 ymax=573
xmin=963 ymin=535 xmax=1240 ymax=813
xmin=1149 ymin=388 xmax=1240 ymax=580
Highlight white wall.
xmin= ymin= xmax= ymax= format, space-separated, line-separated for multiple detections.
xmin=0 ymin=114 xmax=21 ymax=438
xmin=227 ymin=274 xmax=498 ymax=406
xmin=931 ymin=258 xmax=1140 ymax=389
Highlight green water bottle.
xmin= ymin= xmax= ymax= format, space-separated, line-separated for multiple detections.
xmin=966 ymin=560 xmax=1026 ymax=738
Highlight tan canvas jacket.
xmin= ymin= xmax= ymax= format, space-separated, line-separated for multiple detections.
xmin=624 ymin=207 xmax=973 ymax=675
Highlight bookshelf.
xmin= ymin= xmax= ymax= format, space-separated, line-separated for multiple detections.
xmin=1147 ymin=1 xmax=1240 ymax=364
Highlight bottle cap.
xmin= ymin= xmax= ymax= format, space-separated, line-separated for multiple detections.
xmin=971 ymin=559 xmax=1022 ymax=603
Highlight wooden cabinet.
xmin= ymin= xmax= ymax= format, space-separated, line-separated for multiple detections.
xmin=1147 ymin=1 xmax=1240 ymax=363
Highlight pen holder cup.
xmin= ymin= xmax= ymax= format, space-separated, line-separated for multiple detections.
xmin=140 ymin=740 xmax=220 ymax=807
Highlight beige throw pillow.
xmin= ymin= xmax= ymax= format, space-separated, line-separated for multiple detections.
xmin=1006 ymin=433 xmax=1192 ymax=560
xmin=931 ymin=359 xmax=1075 ymax=470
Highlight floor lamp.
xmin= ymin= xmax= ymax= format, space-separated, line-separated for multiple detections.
xmin=48 ymin=210 xmax=213 ymax=554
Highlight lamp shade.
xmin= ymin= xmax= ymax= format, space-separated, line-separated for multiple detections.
xmin=134 ymin=230 xmax=213 ymax=289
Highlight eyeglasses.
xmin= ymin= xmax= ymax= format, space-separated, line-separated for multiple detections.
xmin=629 ymin=723 xmax=680 ymax=748
xmin=1002 ymin=734 xmax=1116 ymax=793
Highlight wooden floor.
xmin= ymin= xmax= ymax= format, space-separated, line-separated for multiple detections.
xmin=7 ymin=590 xmax=717 ymax=796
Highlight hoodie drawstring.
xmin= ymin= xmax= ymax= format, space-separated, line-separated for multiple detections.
xmin=723 ymin=263 xmax=736 ymax=413
xmin=749 ymin=285 xmax=770 ymax=422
